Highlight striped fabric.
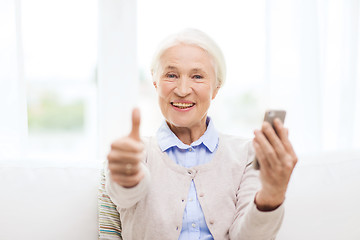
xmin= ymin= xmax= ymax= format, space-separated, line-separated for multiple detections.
xmin=98 ymin=168 xmax=123 ymax=240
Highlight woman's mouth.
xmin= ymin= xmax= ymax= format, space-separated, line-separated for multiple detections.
xmin=171 ymin=102 xmax=195 ymax=109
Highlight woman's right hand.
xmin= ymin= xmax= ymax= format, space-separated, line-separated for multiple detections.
xmin=107 ymin=108 xmax=145 ymax=188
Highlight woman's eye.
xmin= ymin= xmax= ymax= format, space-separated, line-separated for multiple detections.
xmin=193 ymin=75 xmax=203 ymax=79
xmin=166 ymin=73 xmax=177 ymax=78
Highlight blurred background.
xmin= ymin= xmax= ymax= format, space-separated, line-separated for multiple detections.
xmin=0 ymin=0 xmax=359 ymax=163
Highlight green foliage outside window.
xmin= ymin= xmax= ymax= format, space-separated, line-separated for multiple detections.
xmin=28 ymin=92 xmax=84 ymax=132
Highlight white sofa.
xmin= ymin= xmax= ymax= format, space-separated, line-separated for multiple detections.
xmin=0 ymin=161 xmax=100 ymax=240
xmin=1 ymin=152 xmax=359 ymax=240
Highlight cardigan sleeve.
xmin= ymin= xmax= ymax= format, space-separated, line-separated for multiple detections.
xmin=229 ymin=141 xmax=284 ymax=240
xmin=105 ymin=162 xmax=151 ymax=209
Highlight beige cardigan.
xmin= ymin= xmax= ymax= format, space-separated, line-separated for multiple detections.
xmin=105 ymin=134 xmax=284 ymax=240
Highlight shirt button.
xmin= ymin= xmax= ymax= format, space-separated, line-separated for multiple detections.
xmin=199 ymin=193 xmax=204 ymax=197
xmin=189 ymin=198 xmax=193 ymax=202
xmin=210 ymin=220 xmax=214 ymax=225
xmin=192 ymin=223 xmax=196 ymax=228
xmin=188 ymin=148 xmax=193 ymax=152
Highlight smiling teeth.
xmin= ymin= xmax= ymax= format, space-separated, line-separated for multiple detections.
xmin=172 ymin=102 xmax=195 ymax=109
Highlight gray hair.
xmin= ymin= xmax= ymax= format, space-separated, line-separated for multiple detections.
xmin=150 ymin=28 xmax=226 ymax=88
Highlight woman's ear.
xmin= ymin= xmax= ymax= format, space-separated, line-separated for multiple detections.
xmin=211 ymin=85 xmax=220 ymax=100
xmin=151 ymin=70 xmax=158 ymax=89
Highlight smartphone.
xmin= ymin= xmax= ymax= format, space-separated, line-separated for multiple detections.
xmin=253 ymin=110 xmax=286 ymax=170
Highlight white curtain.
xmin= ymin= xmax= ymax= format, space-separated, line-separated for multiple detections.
xmin=97 ymin=0 xmax=138 ymax=158
xmin=265 ymin=0 xmax=360 ymax=155
xmin=0 ymin=0 xmax=27 ymax=159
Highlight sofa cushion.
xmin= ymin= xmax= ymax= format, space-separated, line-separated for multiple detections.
xmin=0 ymin=161 xmax=100 ymax=240
xmin=98 ymin=168 xmax=122 ymax=239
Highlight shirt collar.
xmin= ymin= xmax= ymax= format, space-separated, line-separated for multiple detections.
xmin=156 ymin=116 xmax=219 ymax=153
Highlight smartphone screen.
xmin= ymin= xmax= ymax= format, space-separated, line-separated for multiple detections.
xmin=253 ymin=110 xmax=286 ymax=170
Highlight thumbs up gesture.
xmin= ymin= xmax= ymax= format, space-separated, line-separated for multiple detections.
xmin=107 ymin=108 xmax=145 ymax=188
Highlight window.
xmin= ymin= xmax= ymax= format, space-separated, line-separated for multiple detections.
xmin=1 ymin=0 xmax=359 ymax=162
xmin=22 ymin=0 xmax=98 ymax=161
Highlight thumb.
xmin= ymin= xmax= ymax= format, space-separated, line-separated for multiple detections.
xmin=129 ymin=108 xmax=141 ymax=141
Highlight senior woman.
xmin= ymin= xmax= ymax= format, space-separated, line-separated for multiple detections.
xmin=105 ymin=29 xmax=297 ymax=240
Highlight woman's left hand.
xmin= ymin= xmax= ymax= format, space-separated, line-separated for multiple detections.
xmin=253 ymin=118 xmax=298 ymax=211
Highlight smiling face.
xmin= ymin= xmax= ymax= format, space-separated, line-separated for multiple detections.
xmin=153 ymin=43 xmax=219 ymax=133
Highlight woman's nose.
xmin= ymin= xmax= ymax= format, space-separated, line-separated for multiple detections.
xmin=174 ymin=77 xmax=192 ymax=97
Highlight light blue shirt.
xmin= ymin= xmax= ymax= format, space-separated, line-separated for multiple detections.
xmin=156 ymin=117 xmax=218 ymax=240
